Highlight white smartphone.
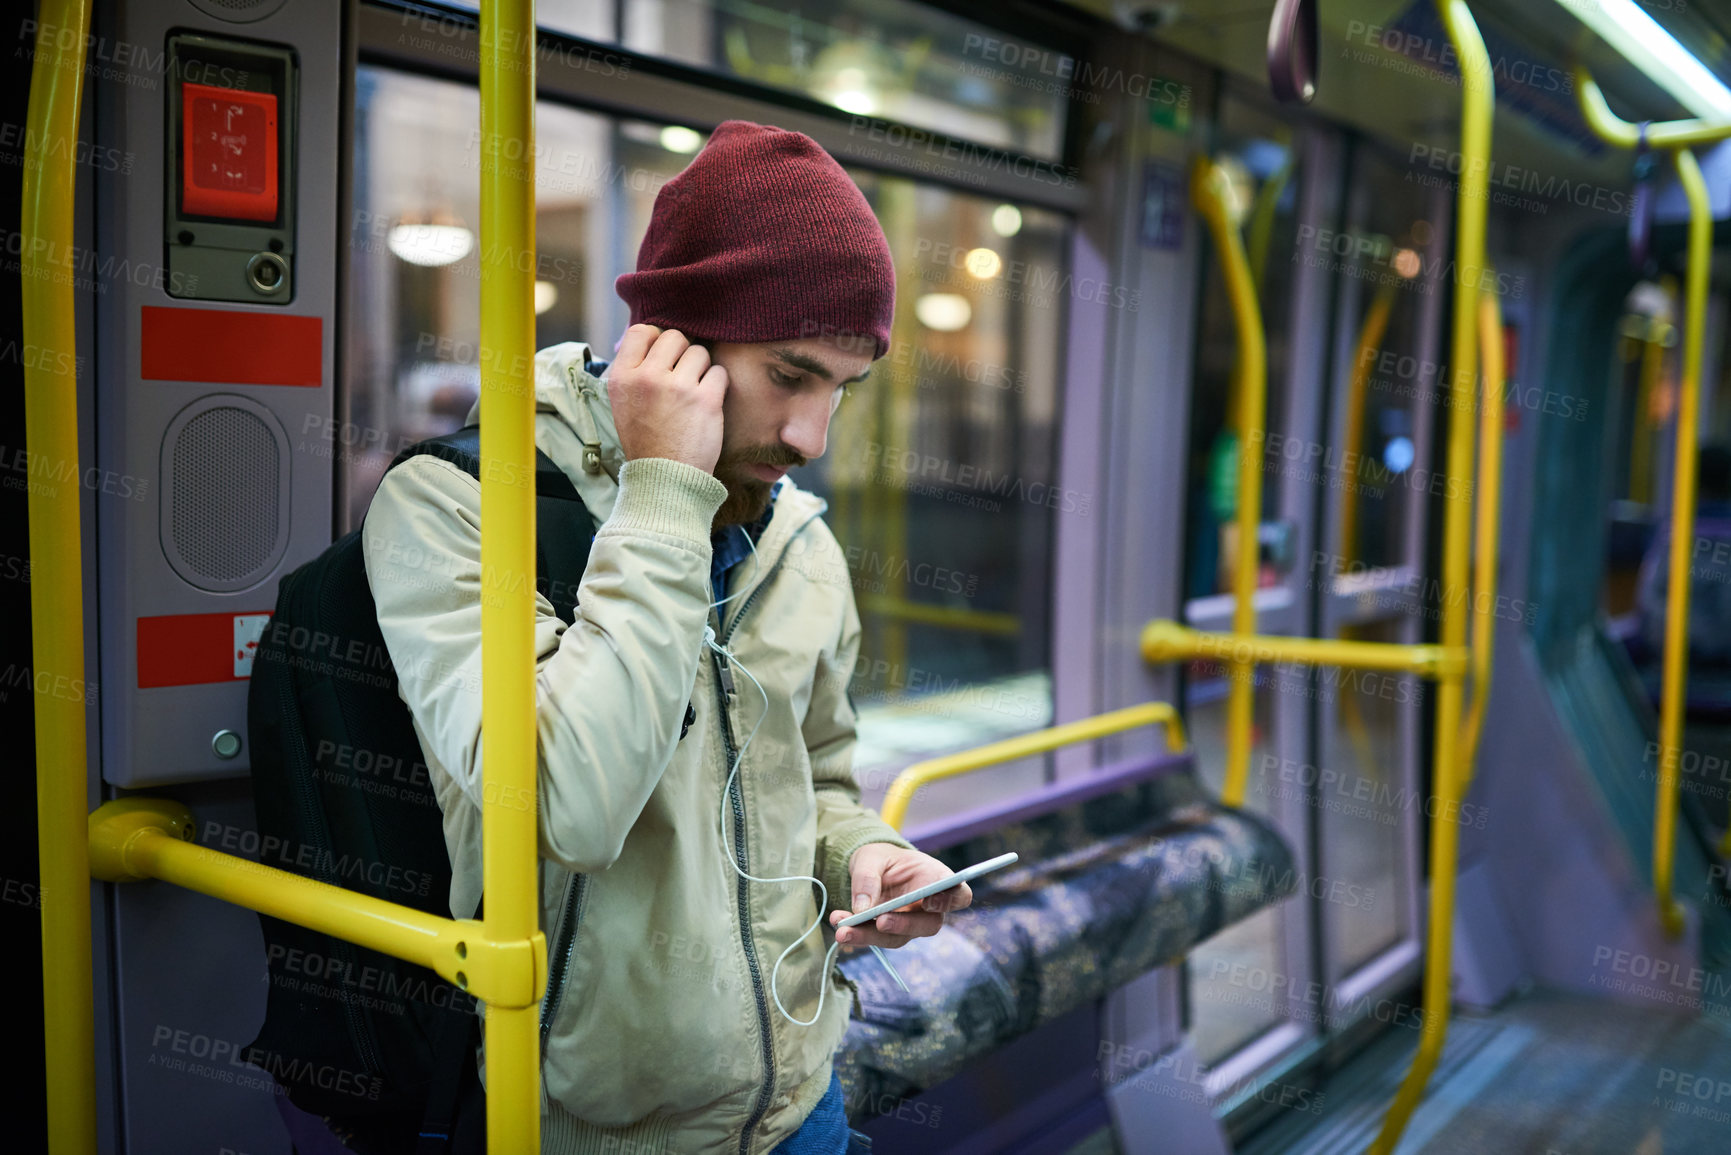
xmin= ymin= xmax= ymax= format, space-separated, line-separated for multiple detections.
xmin=837 ymin=851 xmax=1020 ymax=928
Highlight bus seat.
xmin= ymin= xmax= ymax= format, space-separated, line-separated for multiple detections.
xmin=835 ymin=752 xmax=1296 ymax=1125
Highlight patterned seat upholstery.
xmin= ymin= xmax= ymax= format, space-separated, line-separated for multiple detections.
xmin=835 ymin=763 xmax=1296 ymax=1124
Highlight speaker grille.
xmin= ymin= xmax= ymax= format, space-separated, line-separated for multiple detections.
xmin=184 ymin=0 xmax=290 ymax=23
xmin=170 ymin=406 xmax=280 ymax=582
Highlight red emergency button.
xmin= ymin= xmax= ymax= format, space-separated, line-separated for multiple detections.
xmin=181 ymin=82 xmax=278 ymax=222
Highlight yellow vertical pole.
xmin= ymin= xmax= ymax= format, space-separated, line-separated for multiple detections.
xmin=23 ymin=1 xmax=98 ymax=1152
xmin=1340 ymin=284 xmax=1398 ymax=564
xmin=1460 ymin=280 xmax=1505 ymax=782
xmin=1190 ymin=157 xmax=1268 ymax=808
xmin=1628 ymin=312 xmax=1668 ymax=506
xmin=1367 ymin=2 xmax=1487 ymax=1151
xmin=1656 ymin=150 xmax=1706 ymax=924
xmin=478 ymin=0 xmax=543 ymax=1146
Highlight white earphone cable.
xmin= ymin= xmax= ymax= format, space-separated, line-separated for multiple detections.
xmin=705 ymin=524 xmax=906 ymax=1026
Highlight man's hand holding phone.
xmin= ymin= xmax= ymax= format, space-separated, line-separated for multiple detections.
xmin=607 ymin=324 xmax=727 ymax=473
xmin=830 ymin=843 xmax=977 ymax=949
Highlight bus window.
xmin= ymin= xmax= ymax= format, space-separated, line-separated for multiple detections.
xmin=344 ymin=68 xmax=1065 ymax=826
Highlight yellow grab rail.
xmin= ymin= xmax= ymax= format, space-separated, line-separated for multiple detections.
xmin=878 ymin=703 xmax=1187 ymax=831
xmin=1339 ymin=283 xmax=1399 ymax=564
xmin=1141 ymin=620 xmax=1465 ymax=679
xmin=856 ymin=592 xmax=1022 ymax=636
xmin=1575 ymin=64 xmax=1731 ymax=150
xmin=1655 ymin=149 xmax=1709 ymax=920
xmin=475 ymin=0 xmax=545 ymax=1143
xmin=88 ymin=800 xmax=542 ymax=1006
xmin=39 ymin=0 xmax=549 ymax=1148
xmin=1460 ymin=277 xmax=1507 ymax=782
xmin=1571 ymin=62 xmax=1731 ymax=927
xmin=25 ymin=1 xmax=98 ymax=1151
xmin=1367 ymin=3 xmax=1490 ymax=1150
xmin=1190 ymin=156 xmax=1268 ymax=809
xmin=1627 ymin=309 xmax=1672 ymax=507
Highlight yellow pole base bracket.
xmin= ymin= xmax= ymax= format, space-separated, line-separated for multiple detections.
xmin=88 ymin=798 xmax=198 ymax=882
xmin=1139 ymin=618 xmax=1466 ymax=680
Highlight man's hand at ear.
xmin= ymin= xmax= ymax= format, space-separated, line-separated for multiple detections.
xmin=828 ymin=842 xmax=972 ymax=948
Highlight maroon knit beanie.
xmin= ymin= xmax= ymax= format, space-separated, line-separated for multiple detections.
xmin=615 ymin=121 xmax=896 ymax=360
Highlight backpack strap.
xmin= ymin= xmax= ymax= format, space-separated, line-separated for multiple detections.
xmin=415 ymin=1007 xmax=479 ymax=1155
xmin=389 ymin=355 xmax=609 ymax=1147
xmin=385 ymin=425 xmax=595 ymax=627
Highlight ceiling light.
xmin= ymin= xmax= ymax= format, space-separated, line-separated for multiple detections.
xmin=964 ymin=248 xmax=1002 ymax=279
xmin=387 ymin=209 xmax=473 ymax=267
xmin=1557 ymin=0 xmax=1731 ymax=120
xmin=534 ymin=280 xmax=558 ymax=315
xmin=991 ymin=204 xmax=1023 ymax=237
xmin=659 ymin=125 xmax=704 ymax=154
xmin=915 ymin=293 xmax=971 ymax=331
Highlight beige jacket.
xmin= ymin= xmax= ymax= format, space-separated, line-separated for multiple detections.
xmin=361 ymin=342 xmax=914 ymax=1154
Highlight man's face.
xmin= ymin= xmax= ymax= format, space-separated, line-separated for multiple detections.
xmin=706 ymin=334 xmax=873 ymax=528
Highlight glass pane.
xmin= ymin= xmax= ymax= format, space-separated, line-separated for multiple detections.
xmin=623 ymin=0 xmax=1068 ymax=160
xmin=1601 ymin=289 xmax=1674 ymax=623
xmin=345 ymin=70 xmax=692 ymax=530
xmin=1325 ymin=145 xmax=1435 ymax=575
xmin=1317 ymin=618 xmax=1414 ymax=976
xmin=437 ymin=0 xmax=616 ymax=43
xmin=1184 ymin=96 xmax=1301 ymax=602
xmin=1185 ymin=673 xmax=1289 ymax=1064
xmin=346 ymin=68 xmax=1064 ymax=826
xmin=816 ymin=176 xmax=1067 ymax=824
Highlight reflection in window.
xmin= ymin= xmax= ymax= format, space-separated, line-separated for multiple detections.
xmin=624 ymin=0 xmax=1067 ymax=159
xmin=1186 ymin=674 xmax=1288 ymax=1065
xmin=1185 ymin=97 xmax=1301 ymax=602
xmin=807 ymin=176 xmax=1066 ymax=818
xmin=346 ymin=71 xmax=694 ymax=529
xmin=346 ymin=67 xmax=1063 ymax=823
xmin=1329 ymin=145 xmax=1435 ymax=575
xmin=436 ymin=0 xmax=1067 ymax=159
xmin=1318 ymin=618 xmax=1414 ymax=976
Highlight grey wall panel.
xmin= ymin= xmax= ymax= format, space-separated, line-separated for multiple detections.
xmin=91 ymin=0 xmax=345 ymax=1149
xmin=114 ymin=789 xmax=293 ymax=1155
xmin=96 ymin=0 xmax=342 ymax=790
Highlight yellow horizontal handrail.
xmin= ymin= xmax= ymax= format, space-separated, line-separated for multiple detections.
xmin=879 ymin=702 xmax=1187 ymax=831
xmin=857 ymin=592 xmax=1021 ymax=635
xmin=88 ymin=799 xmax=545 ymax=1008
xmin=1140 ymin=619 xmax=1467 ymax=679
xmin=1574 ymin=63 xmax=1731 ymax=149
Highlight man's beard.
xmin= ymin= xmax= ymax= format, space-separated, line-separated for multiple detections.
xmin=711 ymin=446 xmax=805 ymax=529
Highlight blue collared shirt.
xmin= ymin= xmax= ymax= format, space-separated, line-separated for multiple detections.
xmin=710 ymin=478 xmax=783 ymax=608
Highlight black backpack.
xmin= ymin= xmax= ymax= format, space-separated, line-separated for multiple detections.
xmin=244 ymin=377 xmax=604 ymax=1151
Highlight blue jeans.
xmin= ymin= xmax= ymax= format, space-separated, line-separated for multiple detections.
xmin=768 ymin=1068 xmax=872 ymax=1155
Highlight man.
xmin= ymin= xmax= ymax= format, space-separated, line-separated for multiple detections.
xmin=362 ymin=120 xmax=969 ymax=1154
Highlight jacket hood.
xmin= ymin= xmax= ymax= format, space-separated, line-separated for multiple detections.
xmin=462 ymin=340 xmax=824 ymax=531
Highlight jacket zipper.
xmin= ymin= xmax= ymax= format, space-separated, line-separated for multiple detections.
xmin=714 ymin=507 xmax=826 ymax=1154
xmin=540 ymin=871 xmax=588 ymax=1052
xmin=714 ymin=634 xmax=776 ymax=1155
xmin=722 ymin=508 xmax=826 ymax=646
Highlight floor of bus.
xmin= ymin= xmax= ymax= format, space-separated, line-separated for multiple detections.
xmin=1059 ymin=987 xmax=1731 ymax=1155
